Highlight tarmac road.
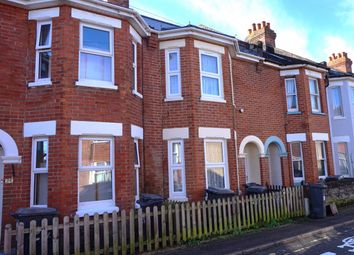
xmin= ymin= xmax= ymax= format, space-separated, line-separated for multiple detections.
xmin=256 ymin=221 xmax=354 ymax=255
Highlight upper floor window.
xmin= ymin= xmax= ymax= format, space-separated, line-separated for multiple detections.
xmin=315 ymin=142 xmax=328 ymax=178
xmin=78 ymin=24 xmax=115 ymax=89
xmin=332 ymin=87 xmax=344 ymax=117
xmin=285 ymin=78 xmax=298 ymax=112
xmin=30 ymin=21 xmax=52 ymax=87
xmin=309 ymin=78 xmax=321 ymax=113
xmin=31 ymin=138 xmax=48 ymax=207
xmin=165 ymin=49 xmax=182 ymax=99
xmin=200 ymin=51 xmax=223 ymax=100
xmin=132 ymin=42 xmax=138 ymax=93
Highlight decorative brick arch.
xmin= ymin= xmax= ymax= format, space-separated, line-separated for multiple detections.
xmin=264 ymin=136 xmax=287 ymax=157
xmin=0 ymin=129 xmax=21 ymax=163
xmin=239 ymin=135 xmax=265 ymax=157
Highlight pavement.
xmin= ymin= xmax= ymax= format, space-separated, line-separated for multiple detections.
xmin=153 ymin=205 xmax=354 ymax=255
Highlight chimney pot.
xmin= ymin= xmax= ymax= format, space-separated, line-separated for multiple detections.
xmin=252 ymin=23 xmax=256 ymax=31
xmin=262 ymin=21 xmax=266 ymax=28
xmin=329 ymin=56 xmax=333 ymax=61
xmin=339 ymin=53 xmax=342 ymax=58
xmin=246 ymin=21 xmax=276 ymax=49
xmin=267 ymin=22 xmax=270 ymax=28
xmin=257 ymin=23 xmax=261 ymax=29
xmin=343 ymin=52 xmax=347 ymax=57
xmin=328 ymin=52 xmax=352 ymax=73
xmin=248 ymin=29 xmax=252 ymax=34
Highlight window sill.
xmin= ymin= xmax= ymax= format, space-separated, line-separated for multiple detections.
xmin=287 ymin=111 xmax=302 ymax=115
xmin=76 ymin=206 xmax=119 ymax=217
xmin=169 ymin=197 xmax=188 ymax=202
xmin=334 ymin=116 xmax=346 ymax=120
xmin=312 ymin=112 xmax=326 ymax=116
xmin=75 ymin=81 xmax=118 ymax=90
xmin=28 ymin=80 xmax=52 ymax=87
xmin=200 ymin=96 xmax=226 ymax=103
xmin=164 ymin=96 xmax=184 ymax=102
xmin=132 ymin=90 xmax=143 ymax=98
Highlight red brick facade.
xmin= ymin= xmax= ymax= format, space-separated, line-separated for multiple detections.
xmin=0 ymin=0 xmax=334 ymax=225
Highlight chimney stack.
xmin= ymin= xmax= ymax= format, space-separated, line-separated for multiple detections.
xmin=328 ymin=52 xmax=352 ymax=73
xmin=245 ymin=21 xmax=276 ymax=50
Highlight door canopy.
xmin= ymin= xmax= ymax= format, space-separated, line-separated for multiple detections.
xmin=264 ymin=136 xmax=287 ymax=157
xmin=0 ymin=129 xmax=21 ymax=164
xmin=239 ymin=135 xmax=265 ymax=157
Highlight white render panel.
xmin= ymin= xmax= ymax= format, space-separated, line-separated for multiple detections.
xmin=280 ymin=69 xmax=300 ymax=76
xmin=159 ymin=39 xmax=186 ymax=49
xmin=163 ymin=128 xmax=189 ymax=140
xmin=305 ymin=69 xmax=322 ymax=79
xmin=312 ymin=133 xmax=329 ymax=141
xmin=131 ymin=125 xmax=143 ymax=139
xmin=71 ymin=8 xmax=121 ymax=28
xmin=194 ymin=40 xmax=225 ymax=54
xmin=286 ymin=133 xmax=306 ymax=142
xmin=24 ymin=121 xmax=56 ymax=137
xmin=332 ymin=136 xmax=350 ymax=143
xmin=70 ymin=121 xmax=122 ymax=136
xmin=28 ymin=7 xmax=60 ymax=20
xmin=198 ymin=127 xmax=231 ymax=139
xmin=130 ymin=25 xmax=142 ymax=44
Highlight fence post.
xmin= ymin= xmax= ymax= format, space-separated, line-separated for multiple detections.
xmin=202 ymin=201 xmax=208 ymax=236
xmin=129 ymin=209 xmax=135 ymax=254
xmin=175 ymin=204 xmax=181 ymax=244
xmin=4 ymin=224 xmax=11 ymax=255
xmin=74 ymin=215 xmax=80 ymax=255
xmin=112 ymin=211 xmax=119 ymax=255
xmin=41 ymin=218 xmax=48 ymax=255
xmin=181 ymin=203 xmax=186 ymax=241
xmin=186 ymin=203 xmax=191 ymax=239
xmin=29 ymin=220 xmax=36 ymax=255
xmin=104 ymin=213 xmax=110 ymax=255
xmin=191 ymin=202 xmax=197 ymax=238
xmin=222 ymin=199 xmax=228 ymax=232
xmin=146 ymin=207 xmax=152 ymax=251
xmin=94 ymin=214 xmax=100 ymax=255
xmin=83 ymin=214 xmax=90 ymax=255
xmin=52 ymin=217 xmax=59 ymax=255
xmin=16 ymin=222 xmax=24 ymax=255
xmin=168 ymin=204 xmax=174 ymax=246
xmin=63 ymin=216 xmax=70 ymax=255
xmin=153 ymin=206 xmax=159 ymax=250
xmin=121 ymin=210 xmax=127 ymax=255
xmin=197 ymin=202 xmax=202 ymax=238
xmin=161 ymin=205 xmax=167 ymax=248
xmin=138 ymin=208 xmax=144 ymax=252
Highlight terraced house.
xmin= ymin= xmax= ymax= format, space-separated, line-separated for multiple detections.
xmin=0 ymin=0 xmax=334 ymax=225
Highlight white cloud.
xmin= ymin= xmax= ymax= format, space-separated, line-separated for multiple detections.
xmin=178 ymin=0 xmax=313 ymax=59
xmin=323 ymin=35 xmax=354 ymax=61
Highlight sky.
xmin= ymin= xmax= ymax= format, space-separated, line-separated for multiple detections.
xmin=130 ymin=0 xmax=354 ymax=63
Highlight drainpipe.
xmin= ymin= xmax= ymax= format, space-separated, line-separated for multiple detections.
xmin=228 ymin=52 xmax=241 ymax=194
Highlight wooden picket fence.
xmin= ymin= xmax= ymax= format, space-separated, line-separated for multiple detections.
xmin=3 ymin=186 xmax=304 ymax=255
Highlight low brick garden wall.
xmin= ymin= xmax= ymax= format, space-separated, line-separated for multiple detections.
xmin=325 ymin=178 xmax=354 ymax=206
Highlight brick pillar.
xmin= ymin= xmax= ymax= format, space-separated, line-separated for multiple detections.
xmin=260 ymin=157 xmax=270 ymax=185
xmin=281 ymin=156 xmax=291 ymax=186
xmin=238 ymin=157 xmax=247 ymax=194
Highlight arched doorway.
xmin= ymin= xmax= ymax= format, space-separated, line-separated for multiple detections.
xmin=245 ymin=143 xmax=261 ymax=184
xmin=268 ymin=143 xmax=283 ymax=186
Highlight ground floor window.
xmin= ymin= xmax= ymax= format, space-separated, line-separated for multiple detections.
xmin=315 ymin=142 xmax=328 ymax=178
xmin=290 ymin=142 xmax=304 ymax=183
xmin=31 ymin=137 xmax=48 ymax=207
xmin=204 ymin=139 xmax=229 ymax=189
xmin=337 ymin=142 xmax=349 ymax=175
xmin=168 ymin=140 xmax=186 ymax=199
xmin=134 ymin=139 xmax=140 ymax=206
xmin=78 ymin=137 xmax=114 ymax=209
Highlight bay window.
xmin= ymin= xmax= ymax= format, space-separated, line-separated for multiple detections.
xmin=204 ymin=140 xmax=229 ymax=189
xmin=78 ymin=137 xmax=115 ymax=210
xmin=285 ymin=78 xmax=298 ymax=112
xmin=309 ymin=78 xmax=321 ymax=112
xmin=77 ymin=24 xmax=115 ymax=89
xmin=31 ymin=138 xmax=48 ymax=207
xmin=200 ymin=51 xmax=223 ymax=100
xmin=315 ymin=142 xmax=328 ymax=178
xmin=332 ymin=87 xmax=344 ymax=117
xmin=290 ymin=142 xmax=304 ymax=182
xmin=168 ymin=140 xmax=186 ymax=199
xmin=165 ymin=49 xmax=182 ymax=99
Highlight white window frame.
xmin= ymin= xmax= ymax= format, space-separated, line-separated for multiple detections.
xmin=316 ymin=141 xmax=328 ymax=178
xmin=309 ymin=78 xmax=321 ymax=113
xmin=199 ymin=50 xmax=224 ymax=102
xmin=332 ymin=87 xmax=344 ymax=118
xmin=30 ymin=21 xmax=52 ymax=87
xmin=351 ymin=88 xmax=354 ymax=117
xmin=165 ymin=48 xmax=182 ymax=100
xmin=133 ymin=139 xmax=140 ymax=206
xmin=132 ymin=41 xmax=139 ymax=95
xmin=290 ymin=142 xmax=305 ymax=183
xmin=76 ymin=23 xmax=116 ymax=90
xmin=337 ymin=142 xmax=350 ymax=176
xmin=30 ymin=137 xmax=49 ymax=207
xmin=168 ymin=140 xmax=186 ymax=200
xmin=204 ymin=139 xmax=229 ymax=189
xmin=285 ymin=78 xmax=299 ymax=112
xmin=77 ymin=137 xmax=116 ymax=211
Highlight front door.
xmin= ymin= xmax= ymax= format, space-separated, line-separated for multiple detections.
xmin=245 ymin=143 xmax=261 ymax=184
xmin=268 ymin=143 xmax=283 ymax=186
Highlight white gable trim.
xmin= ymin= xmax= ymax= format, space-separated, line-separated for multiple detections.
xmin=305 ymin=69 xmax=322 ymax=79
xmin=280 ymin=69 xmax=299 ymax=76
xmin=163 ymin=128 xmax=189 ymax=140
xmin=332 ymin=136 xmax=350 ymax=143
xmin=71 ymin=8 xmax=121 ymax=28
xmin=194 ymin=40 xmax=225 ymax=54
xmin=159 ymin=39 xmax=186 ymax=49
xmin=71 ymin=121 xmax=122 ymax=136
xmin=286 ymin=133 xmax=306 ymax=142
xmin=198 ymin=127 xmax=231 ymax=139
xmin=24 ymin=121 xmax=56 ymax=137
xmin=312 ymin=133 xmax=329 ymax=141
xmin=28 ymin=7 xmax=60 ymax=20
xmin=130 ymin=26 xmax=142 ymax=44
xmin=131 ymin=125 xmax=143 ymax=139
